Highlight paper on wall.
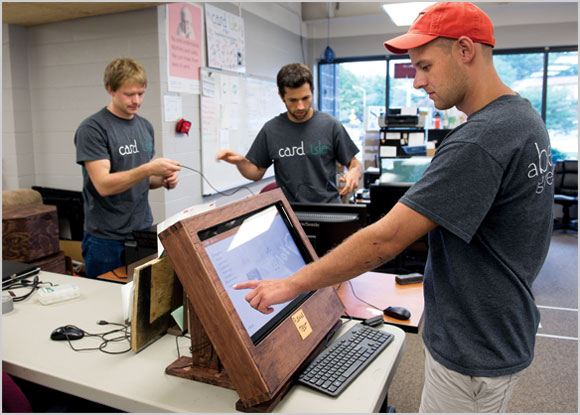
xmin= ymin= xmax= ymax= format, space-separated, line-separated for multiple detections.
xmin=164 ymin=94 xmax=182 ymax=122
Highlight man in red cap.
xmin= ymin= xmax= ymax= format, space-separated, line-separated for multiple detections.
xmin=235 ymin=3 xmax=553 ymax=412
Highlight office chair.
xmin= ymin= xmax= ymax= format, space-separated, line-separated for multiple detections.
xmin=260 ymin=181 xmax=278 ymax=193
xmin=553 ymin=160 xmax=578 ymax=232
xmin=2 ymin=371 xmax=33 ymax=413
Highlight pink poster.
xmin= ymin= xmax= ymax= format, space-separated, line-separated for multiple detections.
xmin=168 ymin=3 xmax=202 ymax=86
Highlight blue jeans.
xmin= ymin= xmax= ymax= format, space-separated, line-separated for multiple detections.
xmin=82 ymin=233 xmax=125 ymax=278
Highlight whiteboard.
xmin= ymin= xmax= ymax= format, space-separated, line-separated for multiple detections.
xmin=200 ymin=68 xmax=285 ymax=195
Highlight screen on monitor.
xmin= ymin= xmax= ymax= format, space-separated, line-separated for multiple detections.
xmin=380 ymin=157 xmax=431 ymax=185
xmin=198 ymin=203 xmax=314 ymax=344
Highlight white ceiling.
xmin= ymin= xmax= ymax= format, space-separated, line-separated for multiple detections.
xmin=301 ymin=2 xmax=577 ymax=23
xmin=2 ymin=2 xmax=578 ymax=40
xmin=301 ymin=2 xmax=386 ymax=21
xmin=303 ymin=2 xmax=579 ymax=39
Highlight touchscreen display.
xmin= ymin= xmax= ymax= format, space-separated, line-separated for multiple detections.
xmin=200 ymin=204 xmax=311 ymax=343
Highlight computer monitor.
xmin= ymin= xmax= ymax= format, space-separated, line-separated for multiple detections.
xmin=159 ymin=189 xmax=345 ymax=408
xmin=290 ymin=202 xmax=367 ymax=258
xmin=379 ymin=157 xmax=431 ymax=185
xmin=32 ymin=186 xmax=84 ymax=241
xmin=370 ymin=157 xmax=432 ymax=224
xmin=369 ymin=158 xmax=431 ymax=273
xmin=426 ymin=128 xmax=452 ymax=147
xmin=198 ymin=203 xmax=315 ymax=344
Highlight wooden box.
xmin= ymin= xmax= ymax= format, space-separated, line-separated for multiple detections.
xmin=2 ymin=204 xmax=59 ymax=262
xmin=30 ymin=250 xmax=68 ymax=275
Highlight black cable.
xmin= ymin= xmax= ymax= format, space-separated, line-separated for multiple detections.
xmin=111 ymin=269 xmax=127 ymax=280
xmin=4 ymin=275 xmax=46 ymax=302
xmin=181 ymin=164 xmax=255 ymax=197
xmin=175 ymin=333 xmax=191 ymax=359
xmin=333 ymin=283 xmax=354 ymax=324
xmin=3 ymin=276 xmax=35 ymax=291
xmin=172 ymin=334 xmax=214 ymax=370
xmin=11 ymin=277 xmax=38 ymax=302
xmin=59 ymin=322 xmax=132 ymax=355
xmin=347 ymin=280 xmax=383 ymax=312
xmin=3 ymin=277 xmax=53 ymax=291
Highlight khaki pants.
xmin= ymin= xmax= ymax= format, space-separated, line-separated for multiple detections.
xmin=419 ymin=346 xmax=524 ymax=413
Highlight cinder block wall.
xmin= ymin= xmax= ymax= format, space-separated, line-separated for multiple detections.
xmin=2 ymin=3 xmax=304 ymax=223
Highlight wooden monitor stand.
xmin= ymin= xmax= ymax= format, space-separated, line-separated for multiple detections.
xmin=165 ymin=301 xmax=343 ymax=413
xmin=159 ymin=190 xmax=346 ymax=410
xmin=166 ymin=303 xmax=234 ymax=390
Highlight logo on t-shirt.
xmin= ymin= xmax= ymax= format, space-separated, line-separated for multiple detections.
xmin=118 ymin=139 xmax=152 ymax=155
xmin=142 ymin=141 xmax=153 ymax=152
xmin=527 ymin=142 xmax=553 ymax=194
xmin=119 ymin=139 xmax=139 ymax=156
xmin=278 ymin=140 xmax=328 ymax=158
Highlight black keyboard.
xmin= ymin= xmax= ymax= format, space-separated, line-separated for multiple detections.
xmin=297 ymin=324 xmax=394 ymax=396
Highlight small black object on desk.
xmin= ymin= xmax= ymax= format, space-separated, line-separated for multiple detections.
xmin=50 ymin=325 xmax=84 ymax=341
xmin=395 ymin=273 xmax=424 ymax=285
xmin=384 ymin=306 xmax=411 ymax=321
xmin=363 ymin=315 xmax=385 ymax=327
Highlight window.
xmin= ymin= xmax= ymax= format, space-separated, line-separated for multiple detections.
xmin=319 ymin=58 xmax=387 ymax=162
xmin=387 ymin=57 xmax=466 ymax=130
xmin=493 ymin=47 xmax=577 ymax=161
xmin=319 ymin=47 xmax=578 ymax=163
xmin=388 ymin=57 xmax=426 ymax=109
xmin=546 ymin=51 xmax=578 ymax=161
xmin=492 ymin=52 xmax=544 ymax=115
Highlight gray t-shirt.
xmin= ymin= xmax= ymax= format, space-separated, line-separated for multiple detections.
xmin=75 ymin=107 xmax=155 ymax=240
xmin=246 ymin=110 xmax=359 ymax=203
xmin=400 ymin=95 xmax=553 ymax=377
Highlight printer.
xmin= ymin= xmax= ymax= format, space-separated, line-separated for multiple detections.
xmin=378 ymin=108 xmax=425 ymax=128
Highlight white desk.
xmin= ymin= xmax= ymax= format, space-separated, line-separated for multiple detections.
xmin=2 ymin=272 xmax=406 ymax=413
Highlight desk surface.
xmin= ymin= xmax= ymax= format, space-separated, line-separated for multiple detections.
xmin=3 ymin=272 xmax=406 ymax=413
xmin=336 ymin=271 xmax=424 ymax=333
xmin=97 ymin=266 xmax=127 ymax=283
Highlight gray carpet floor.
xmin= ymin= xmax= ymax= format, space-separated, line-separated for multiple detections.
xmin=386 ymin=231 xmax=578 ymax=413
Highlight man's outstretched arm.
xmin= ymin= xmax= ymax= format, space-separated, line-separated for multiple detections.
xmin=217 ymin=150 xmax=267 ymax=181
xmin=234 ymin=202 xmax=437 ymax=313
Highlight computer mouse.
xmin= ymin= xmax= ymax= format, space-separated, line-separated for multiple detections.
xmin=50 ymin=325 xmax=84 ymax=341
xmin=384 ymin=306 xmax=411 ymax=321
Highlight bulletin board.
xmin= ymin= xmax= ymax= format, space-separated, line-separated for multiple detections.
xmin=200 ymin=67 xmax=285 ymax=195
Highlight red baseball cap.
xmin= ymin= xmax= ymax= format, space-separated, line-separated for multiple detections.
xmin=384 ymin=2 xmax=495 ymax=54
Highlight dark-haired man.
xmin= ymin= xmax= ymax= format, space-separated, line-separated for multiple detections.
xmin=217 ymin=63 xmax=362 ymax=203
xmin=235 ymin=3 xmax=553 ymax=412
xmin=75 ymin=58 xmax=181 ymax=278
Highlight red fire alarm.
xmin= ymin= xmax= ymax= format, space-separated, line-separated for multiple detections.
xmin=176 ymin=118 xmax=191 ymax=135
